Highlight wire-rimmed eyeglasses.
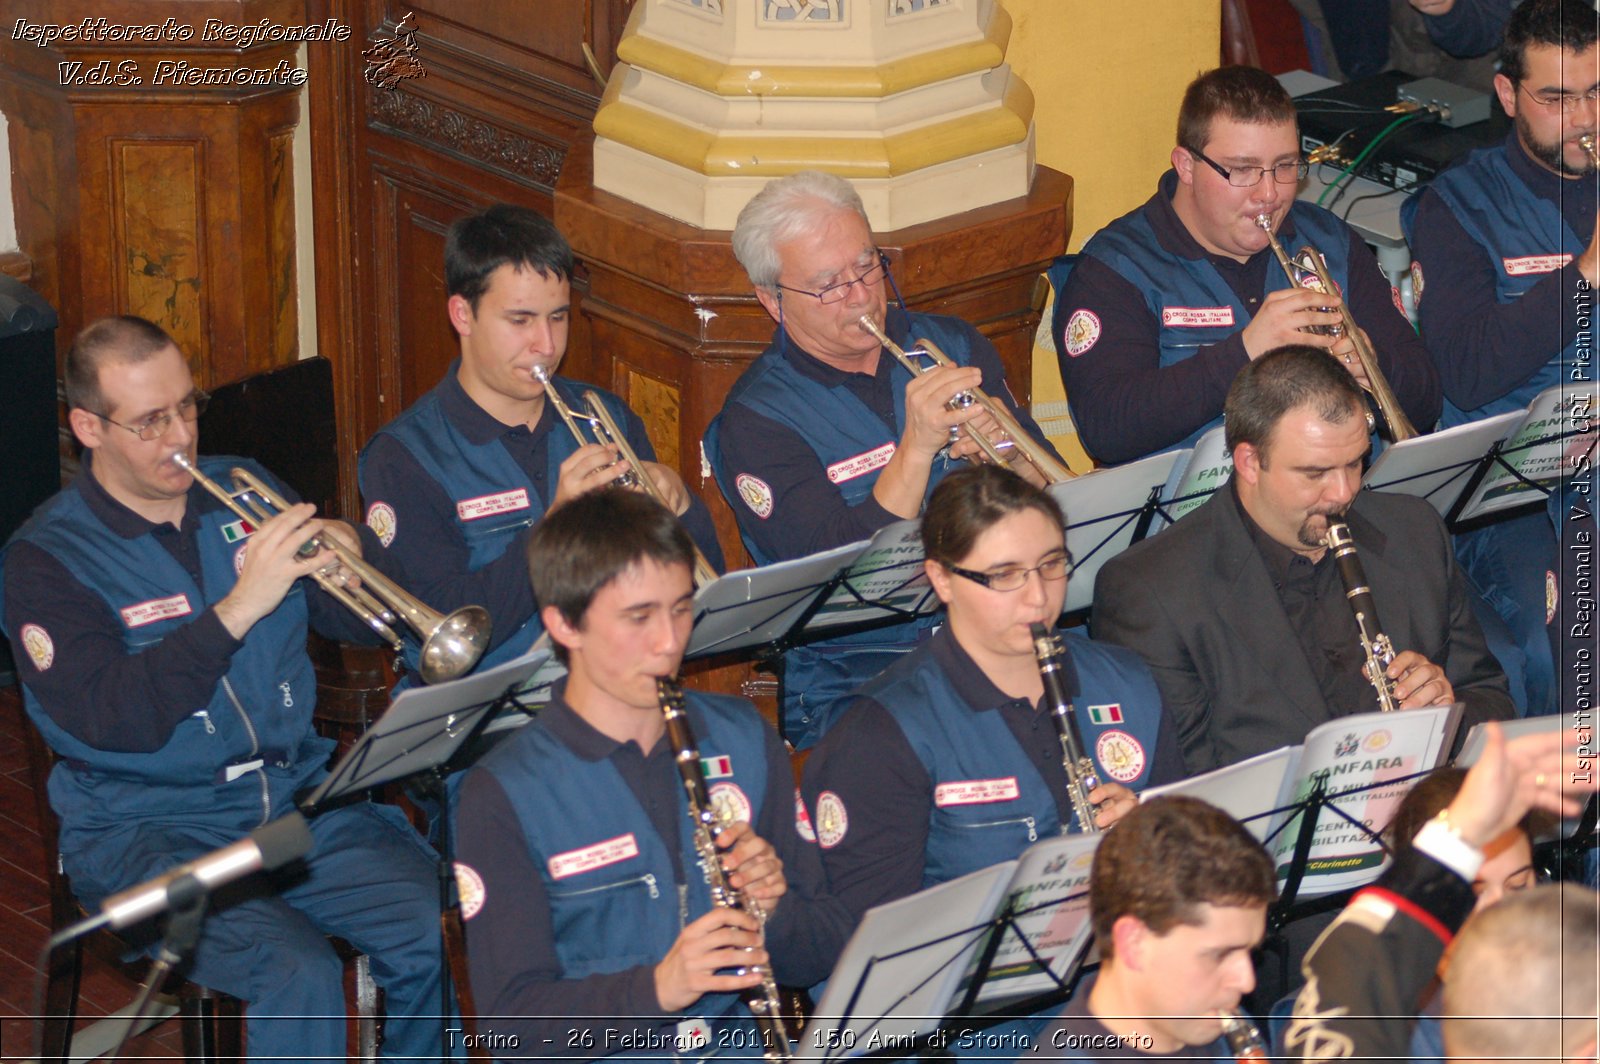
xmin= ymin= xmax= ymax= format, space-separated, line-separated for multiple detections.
xmin=774 ymin=253 xmax=888 ymax=305
xmin=93 ymin=390 xmax=210 ymax=442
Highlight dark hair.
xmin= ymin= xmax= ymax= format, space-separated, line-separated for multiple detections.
xmin=64 ymin=316 xmax=182 ymax=415
xmin=1177 ymin=65 xmax=1298 ymax=153
xmin=527 ymin=488 xmax=694 ymax=644
xmin=1223 ymin=345 xmax=1366 ymax=460
xmin=1386 ymin=767 xmax=1542 ymax=859
xmin=445 ymin=204 xmax=574 ymax=312
xmin=922 ymin=465 xmax=1066 ymax=568
xmin=1500 ymin=0 xmax=1599 ymax=84
xmin=1090 ymin=796 xmax=1276 ymax=961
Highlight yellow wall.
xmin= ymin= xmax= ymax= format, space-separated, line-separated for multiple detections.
xmin=998 ymin=0 xmax=1220 ymax=468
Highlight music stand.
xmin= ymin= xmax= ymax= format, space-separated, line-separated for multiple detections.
xmin=1145 ymin=426 xmax=1234 ymax=535
xmin=686 ymin=519 xmax=940 ymax=662
xmin=298 ymin=641 xmax=557 ymax=1060
xmin=1362 ymin=411 xmax=1523 ymax=518
xmin=1044 ymin=450 xmax=1184 ymax=613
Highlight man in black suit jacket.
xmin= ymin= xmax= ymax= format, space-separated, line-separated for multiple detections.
xmin=1093 ymin=346 xmax=1515 ymax=775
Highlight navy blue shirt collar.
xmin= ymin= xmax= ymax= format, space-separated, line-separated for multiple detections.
xmin=540 ymin=680 xmax=668 ymax=762
xmin=774 ymin=306 xmax=913 ymax=389
xmin=929 ymin=623 xmax=1081 ymax=713
xmin=1149 ymin=167 xmax=1301 ymax=265
xmin=1503 ymin=129 xmax=1595 ymax=217
xmin=442 ymin=357 xmax=558 ymax=446
xmin=77 ymin=450 xmax=223 ymax=541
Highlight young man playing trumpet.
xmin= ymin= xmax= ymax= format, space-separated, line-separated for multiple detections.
xmin=454 ymin=487 xmax=850 ymax=1060
xmin=801 ymin=465 xmax=1182 ymax=926
xmin=705 ymin=170 xmax=1064 ymax=749
xmin=359 ymin=204 xmax=721 ymax=686
xmin=1 ymin=316 xmax=448 ymax=1060
xmin=1055 ymin=65 xmax=1439 ymax=465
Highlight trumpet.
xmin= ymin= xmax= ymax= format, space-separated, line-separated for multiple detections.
xmin=1582 ymin=133 xmax=1599 ymax=167
xmin=856 ymin=315 xmax=1075 ymax=484
xmin=1031 ymin=623 xmax=1102 ymax=834
xmin=1254 ymin=214 xmax=1418 ymax=442
xmin=171 ymin=454 xmax=491 ymax=684
xmin=533 ymin=367 xmax=719 ymax=589
xmin=1323 ymin=520 xmax=1401 ymax=713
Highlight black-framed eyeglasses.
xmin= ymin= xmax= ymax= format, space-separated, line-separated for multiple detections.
xmin=774 ymin=252 xmax=888 ymax=305
xmin=1518 ymin=82 xmax=1600 ymax=114
xmin=93 ymin=390 xmax=209 ymax=442
xmin=1187 ymin=145 xmax=1309 ymax=187
xmin=945 ymin=552 xmax=1072 ymax=592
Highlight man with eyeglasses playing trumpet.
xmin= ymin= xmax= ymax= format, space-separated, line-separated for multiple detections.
xmin=1401 ymin=0 xmax=1599 ymax=719
xmin=0 ymin=316 xmax=450 ymax=1061
xmin=705 ymin=170 xmax=1064 ymax=750
xmin=1055 ymin=65 xmax=1440 ymax=466
xmin=801 ymin=465 xmax=1182 ymax=930
xmin=359 ymin=204 xmax=723 ymax=687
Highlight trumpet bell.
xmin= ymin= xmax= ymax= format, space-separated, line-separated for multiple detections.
xmin=419 ymin=605 xmax=494 ymax=685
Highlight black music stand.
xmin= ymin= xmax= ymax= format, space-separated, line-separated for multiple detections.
xmin=686 ymin=518 xmax=940 ymax=664
xmin=298 ymin=641 xmax=558 ymax=1061
xmin=1043 ymin=450 xmax=1184 ymax=613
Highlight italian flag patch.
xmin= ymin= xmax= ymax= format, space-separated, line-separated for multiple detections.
xmin=701 ymin=755 xmax=733 ymax=779
xmin=220 ymin=519 xmax=254 ymax=543
xmin=1086 ymin=704 xmax=1124 ymax=725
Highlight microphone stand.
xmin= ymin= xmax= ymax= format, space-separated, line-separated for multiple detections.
xmin=106 ymin=873 xmax=210 ymax=1063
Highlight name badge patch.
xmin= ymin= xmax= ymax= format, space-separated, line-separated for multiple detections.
xmin=1162 ymin=306 xmax=1235 ymax=327
xmin=548 ymin=833 xmax=640 ymax=879
xmin=120 ymin=594 xmax=193 ymax=628
xmin=935 ymin=777 xmax=1020 ymax=807
xmin=827 ymin=442 xmax=896 ymax=484
xmin=1503 ymin=254 xmax=1572 ymax=276
xmin=456 ymin=489 xmax=530 ymax=522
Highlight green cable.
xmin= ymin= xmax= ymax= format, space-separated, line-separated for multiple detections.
xmin=1315 ymin=112 xmax=1426 ymax=207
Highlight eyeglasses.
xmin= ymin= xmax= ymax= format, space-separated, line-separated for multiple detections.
xmin=1187 ymin=146 xmax=1309 ymax=187
xmin=945 ymin=552 xmax=1072 ymax=592
xmin=1518 ymin=83 xmax=1600 ymax=113
xmin=774 ymin=253 xmax=888 ymax=305
xmin=94 ymin=390 xmax=209 ymax=442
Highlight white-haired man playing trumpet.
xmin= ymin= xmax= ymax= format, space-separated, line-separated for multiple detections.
xmin=704 ymin=169 xmax=1064 ymax=749
xmin=1 ymin=315 xmax=450 ymax=1061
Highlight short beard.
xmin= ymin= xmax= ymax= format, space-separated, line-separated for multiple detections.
xmin=1298 ymin=508 xmax=1346 ymax=549
xmin=1518 ymin=111 xmax=1593 ymax=177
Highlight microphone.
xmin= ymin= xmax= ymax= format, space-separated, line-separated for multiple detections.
xmin=99 ymin=812 xmax=314 ymax=930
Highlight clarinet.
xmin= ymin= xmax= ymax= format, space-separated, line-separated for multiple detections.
xmin=1029 ymin=623 xmax=1102 ymax=834
xmin=657 ymin=678 xmax=794 ymax=1063
xmin=1323 ymin=520 xmax=1402 ymax=713
xmin=1219 ymin=1009 xmax=1269 ymax=1061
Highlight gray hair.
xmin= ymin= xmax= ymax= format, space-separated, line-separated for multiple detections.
xmin=731 ymin=170 xmax=870 ymax=290
xmin=1442 ymin=884 xmax=1600 ymax=1060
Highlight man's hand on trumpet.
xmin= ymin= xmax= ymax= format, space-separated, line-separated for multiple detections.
xmin=1327 ymin=326 xmax=1376 ymax=392
xmin=214 ymin=502 xmax=335 ymax=639
xmin=1240 ymin=287 xmax=1346 ymax=359
xmin=550 ymin=441 xmax=631 ymax=510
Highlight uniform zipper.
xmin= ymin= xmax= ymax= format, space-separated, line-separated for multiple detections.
xmin=220 ymin=677 xmax=269 ymax=825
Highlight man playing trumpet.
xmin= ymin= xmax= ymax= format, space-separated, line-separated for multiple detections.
xmin=359 ymin=204 xmax=722 ymax=687
xmin=0 ymin=316 xmax=448 ymax=1060
xmin=1055 ymin=65 xmax=1440 ymax=465
xmin=705 ymin=170 xmax=1064 ymax=749
xmin=1403 ymin=0 xmax=1599 ymax=717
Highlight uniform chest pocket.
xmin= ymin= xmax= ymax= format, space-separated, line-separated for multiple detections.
xmin=546 ymin=870 xmax=664 ymax=975
xmin=457 ymin=510 xmax=536 ymax=559
xmin=931 ymin=803 xmax=1039 ymax=845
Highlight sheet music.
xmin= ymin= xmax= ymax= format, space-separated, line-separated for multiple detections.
xmin=1154 ymin=426 xmax=1233 ymax=531
xmin=1047 ymin=451 xmax=1184 ymax=612
xmin=1362 ymin=411 xmax=1522 ymax=518
xmin=1460 ymin=383 xmax=1599 ymax=520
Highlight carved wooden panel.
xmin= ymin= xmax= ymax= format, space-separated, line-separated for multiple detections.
xmin=117 ymin=142 xmax=205 ymax=363
xmin=626 ymin=368 xmax=682 ymax=470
